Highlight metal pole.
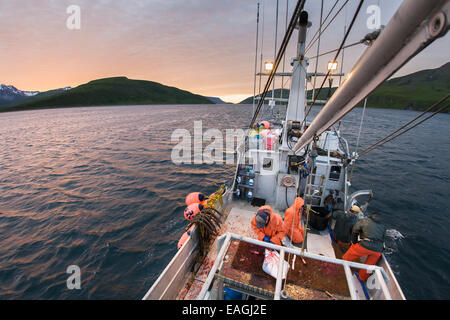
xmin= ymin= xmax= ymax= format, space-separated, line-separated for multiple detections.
xmin=274 ymin=248 xmax=285 ymax=300
xmin=339 ymin=25 xmax=346 ymax=86
xmin=279 ymin=0 xmax=289 ymax=119
xmin=343 ymin=263 xmax=358 ymax=300
xmin=258 ymin=1 xmax=265 ymax=100
xmin=311 ymin=0 xmax=324 ymax=108
xmin=222 ymin=233 xmax=389 ymax=277
xmin=272 ymin=0 xmax=279 ymax=101
xmin=374 ymin=269 xmax=392 ymax=300
xmin=253 ymin=3 xmax=261 ymax=115
xmin=197 ymin=233 xmax=231 ymax=300
xmin=197 ymin=232 xmax=391 ymax=300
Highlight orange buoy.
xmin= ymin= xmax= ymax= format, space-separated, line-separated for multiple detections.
xmin=258 ymin=121 xmax=271 ymax=129
xmin=185 ymin=192 xmax=207 ymax=206
xmin=184 ymin=203 xmax=204 ymax=221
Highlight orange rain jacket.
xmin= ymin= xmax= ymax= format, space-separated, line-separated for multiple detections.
xmin=251 ymin=205 xmax=285 ymax=245
xmin=284 ymin=197 xmax=305 ymax=244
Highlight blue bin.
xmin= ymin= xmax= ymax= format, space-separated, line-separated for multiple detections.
xmin=224 ymin=287 xmax=243 ymax=300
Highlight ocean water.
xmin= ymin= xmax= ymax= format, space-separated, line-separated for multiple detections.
xmin=0 ymin=104 xmax=448 ymax=300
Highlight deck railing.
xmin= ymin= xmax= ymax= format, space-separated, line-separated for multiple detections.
xmin=196 ymin=232 xmax=392 ymax=300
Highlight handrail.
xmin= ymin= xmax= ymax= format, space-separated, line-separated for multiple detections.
xmin=196 ymin=232 xmax=391 ymax=300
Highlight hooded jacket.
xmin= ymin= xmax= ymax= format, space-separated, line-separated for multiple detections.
xmin=251 ymin=205 xmax=285 ymax=245
xmin=352 ymin=213 xmax=386 ymax=252
xmin=284 ymin=197 xmax=305 ymax=244
xmin=332 ymin=210 xmax=359 ymax=243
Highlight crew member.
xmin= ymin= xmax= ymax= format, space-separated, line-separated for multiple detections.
xmin=251 ymin=205 xmax=285 ymax=246
xmin=332 ymin=205 xmax=362 ymax=245
xmin=343 ymin=211 xmax=386 ymax=282
xmin=284 ymin=197 xmax=305 ymax=244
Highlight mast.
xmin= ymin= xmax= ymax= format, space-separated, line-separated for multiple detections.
xmin=293 ymin=0 xmax=450 ymax=153
xmin=281 ymin=10 xmax=310 ymax=149
xmin=272 ymin=0 xmax=280 ymax=103
xmin=253 ymin=3 xmax=261 ymax=115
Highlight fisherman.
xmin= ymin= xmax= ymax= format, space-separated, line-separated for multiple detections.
xmin=332 ymin=205 xmax=362 ymax=245
xmin=342 ymin=211 xmax=386 ymax=282
xmin=251 ymin=205 xmax=285 ymax=246
xmin=284 ymin=197 xmax=305 ymax=244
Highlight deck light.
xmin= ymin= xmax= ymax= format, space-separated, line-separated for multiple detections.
xmin=264 ymin=61 xmax=274 ymax=72
xmin=327 ymin=61 xmax=338 ymax=71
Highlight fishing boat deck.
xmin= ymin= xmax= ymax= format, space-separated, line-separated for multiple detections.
xmin=178 ymin=203 xmax=367 ymax=300
xmin=177 ymin=203 xmax=256 ymax=299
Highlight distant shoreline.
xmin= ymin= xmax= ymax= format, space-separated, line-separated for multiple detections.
xmin=1 ymin=103 xmax=448 ymax=115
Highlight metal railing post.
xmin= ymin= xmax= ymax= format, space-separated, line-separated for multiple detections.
xmin=374 ymin=269 xmax=392 ymax=300
xmin=274 ymin=248 xmax=285 ymax=300
xmin=343 ymin=263 xmax=358 ymax=300
xmin=197 ymin=233 xmax=232 ymax=300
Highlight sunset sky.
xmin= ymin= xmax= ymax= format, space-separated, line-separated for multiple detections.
xmin=0 ymin=0 xmax=449 ymax=103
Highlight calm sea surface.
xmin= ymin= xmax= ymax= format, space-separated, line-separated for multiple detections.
xmin=0 ymin=104 xmax=449 ymax=299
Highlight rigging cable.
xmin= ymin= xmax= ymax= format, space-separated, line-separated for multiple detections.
xmin=310 ymin=0 xmax=325 ymax=117
xmin=303 ymin=0 xmax=364 ymax=126
xmin=339 ymin=4 xmax=348 ymax=87
xmin=253 ymin=3 xmax=261 ymax=116
xmin=308 ymin=40 xmax=362 ymax=61
xmin=348 ymin=97 xmax=367 ymax=184
xmin=305 ymin=0 xmax=351 ymax=55
xmin=279 ymin=0 xmax=289 ymax=120
xmin=258 ymin=1 xmax=266 ymax=100
xmin=304 ymin=0 xmax=341 ymax=54
xmin=273 ymin=0 xmax=280 ymax=102
xmin=250 ymin=0 xmax=307 ymax=128
xmin=359 ymin=94 xmax=450 ymax=157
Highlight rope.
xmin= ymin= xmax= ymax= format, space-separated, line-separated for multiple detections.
xmin=359 ymin=97 xmax=450 ymax=157
xmin=250 ymin=0 xmax=307 ymax=128
xmin=303 ymin=0 xmax=365 ymax=125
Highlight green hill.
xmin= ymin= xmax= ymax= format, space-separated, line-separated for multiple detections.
xmin=366 ymin=62 xmax=450 ymax=110
xmin=240 ymin=89 xmax=291 ymax=105
xmin=239 ymin=62 xmax=450 ymax=112
xmin=4 ymin=77 xmax=212 ymax=112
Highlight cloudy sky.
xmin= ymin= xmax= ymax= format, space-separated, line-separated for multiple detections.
xmin=0 ymin=0 xmax=448 ymax=103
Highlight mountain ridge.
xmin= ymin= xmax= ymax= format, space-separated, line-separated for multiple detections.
xmin=239 ymin=62 xmax=450 ymax=112
xmin=1 ymin=77 xmax=212 ymax=112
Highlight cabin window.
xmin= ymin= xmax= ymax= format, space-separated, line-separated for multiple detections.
xmin=262 ymin=158 xmax=273 ymax=171
xmin=329 ymin=166 xmax=341 ymax=181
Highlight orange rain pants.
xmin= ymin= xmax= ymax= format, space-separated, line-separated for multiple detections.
xmin=342 ymin=243 xmax=382 ymax=281
xmin=284 ymin=197 xmax=304 ymax=244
